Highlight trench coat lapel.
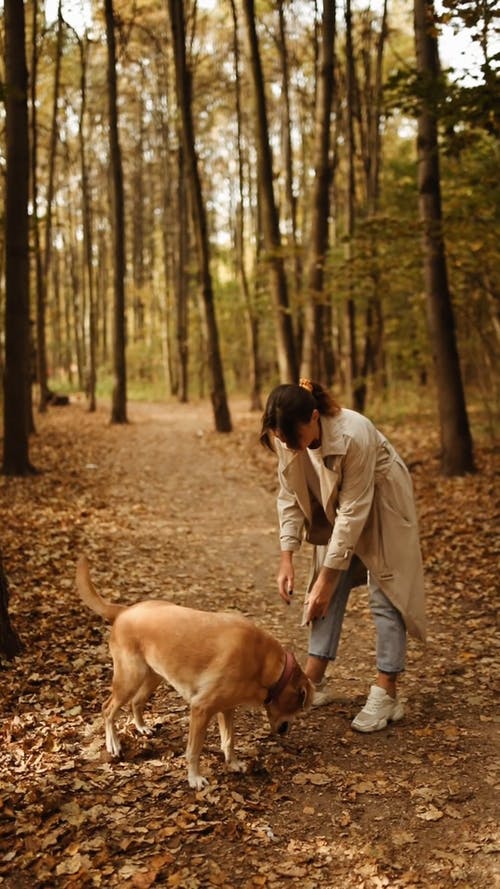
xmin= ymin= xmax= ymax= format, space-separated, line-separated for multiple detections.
xmin=281 ymin=451 xmax=312 ymax=522
xmin=281 ymin=417 xmax=347 ymax=523
xmin=316 ymin=420 xmax=346 ymax=522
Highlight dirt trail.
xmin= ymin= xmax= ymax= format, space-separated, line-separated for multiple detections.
xmin=0 ymin=397 xmax=498 ymax=888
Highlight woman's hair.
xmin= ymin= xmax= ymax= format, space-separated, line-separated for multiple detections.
xmin=259 ymin=381 xmax=341 ymax=451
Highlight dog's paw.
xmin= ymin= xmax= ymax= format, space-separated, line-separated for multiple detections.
xmin=134 ymin=724 xmax=153 ymax=737
xmin=105 ymin=729 xmax=122 ymax=757
xmin=188 ymin=773 xmax=209 ymax=790
xmin=227 ymin=758 xmax=247 ymax=774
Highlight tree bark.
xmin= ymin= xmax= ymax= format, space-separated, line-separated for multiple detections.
xmin=242 ymin=0 xmax=298 ymax=383
xmin=176 ymin=142 xmax=189 ymax=404
xmin=29 ymin=0 xmax=41 ymax=430
xmin=230 ymin=0 xmax=262 ymax=411
xmin=76 ymin=32 xmax=97 ymax=411
xmin=167 ymin=0 xmax=232 ymax=432
xmin=344 ymin=0 xmax=362 ymax=410
xmin=2 ymin=0 xmax=34 ymax=476
xmin=105 ymin=0 xmax=128 ymax=424
xmin=300 ymin=0 xmax=336 ymax=383
xmin=414 ymin=0 xmax=475 ymax=475
xmin=36 ymin=1 xmax=64 ymax=413
xmin=359 ymin=2 xmax=388 ymax=397
xmin=277 ymin=1 xmax=301 ymax=303
xmin=132 ymin=70 xmax=146 ymax=343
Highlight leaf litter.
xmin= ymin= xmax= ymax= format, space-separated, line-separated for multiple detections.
xmin=0 ymin=397 xmax=498 ymax=888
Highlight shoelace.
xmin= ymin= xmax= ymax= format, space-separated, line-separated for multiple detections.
xmin=363 ymin=690 xmax=389 ymax=714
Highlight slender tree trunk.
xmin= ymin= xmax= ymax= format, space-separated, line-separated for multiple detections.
xmin=230 ymin=0 xmax=262 ymax=411
xmin=132 ymin=71 xmax=146 ymax=343
xmin=176 ymin=143 xmax=189 ymax=404
xmin=277 ymin=1 xmax=300 ymax=303
xmin=167 ymin=0 xmax=232 ymax=432
xmin=77 ymin=33 xmax=97 ymax=411
xmin=29 ymin=0 xmax=41 ymax=432
xmin=62 ymin=142 xmax=85 ymax=390
xmin=360 ymin=1 xmax=388 ymax=398
xmin=300 ymin=0 xmax=336 ymax=382
xmin=36 ymin=0 xmax=63 ymax=412
xmin=156 ymin=66 xmax=177 ymax=398
xmin=367 ymin=2 xmax=387 ymax=212
xmin=105 ymin=0 xmax=128 ymax=424
xmin=97 ymin=224 xmax=109 ymax=365
xmin=2 ymin=0 xmax=34 ymax=476
xmin=51 ymin=236 xmax=62 ymax=375
xmin=242 ymin=0 xmax=298 ymax=383
xmin=414 ymin=0 xmax=475 ymax=475
xmin=344 ymin=0 xmax=362 ymax=409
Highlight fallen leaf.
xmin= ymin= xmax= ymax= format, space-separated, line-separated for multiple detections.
xmin=416 ymin=804 xmax=444 ymax=821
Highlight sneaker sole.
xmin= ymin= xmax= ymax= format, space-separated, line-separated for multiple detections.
xmin=351 ymin=706 xmax=405 ymax=733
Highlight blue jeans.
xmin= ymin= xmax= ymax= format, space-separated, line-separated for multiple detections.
xmin=308 ymin=560 xmax=407 ymax=674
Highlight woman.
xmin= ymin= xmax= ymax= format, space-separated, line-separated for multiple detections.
xmin=260 ymin=379 xmax=426 ymax=732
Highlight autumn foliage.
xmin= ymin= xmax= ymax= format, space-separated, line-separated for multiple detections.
xmin=0 ymin=398 xmax=497 ymax=887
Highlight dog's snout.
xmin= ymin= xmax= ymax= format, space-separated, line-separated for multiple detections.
xmin=278 ymin=721 xmax=289 ymax=735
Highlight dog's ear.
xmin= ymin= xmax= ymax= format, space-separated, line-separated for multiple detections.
xmin=299 ymin=686 xmax=308 ymax=709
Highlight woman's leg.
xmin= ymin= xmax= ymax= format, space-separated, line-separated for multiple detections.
xmin=369 ymin=580 xmax=406 ymax=695
xmin=351 ymin=577 xmax=407 ymax=732
xmin=305 ymin=557 xmax=361 ymax=682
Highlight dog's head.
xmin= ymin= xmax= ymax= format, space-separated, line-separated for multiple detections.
xmin=264 ymin=657 xmax=314 ymax=735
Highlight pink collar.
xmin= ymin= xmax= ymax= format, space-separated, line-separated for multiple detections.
xmin=264 ymin=651 xmax=296 ymax=704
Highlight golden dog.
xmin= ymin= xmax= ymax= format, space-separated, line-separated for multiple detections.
xmin=76 ymin=556 xmax=314 ymax=788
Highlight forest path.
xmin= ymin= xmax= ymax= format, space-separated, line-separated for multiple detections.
xmin=0 ymin=396 xmax=498 ymax=888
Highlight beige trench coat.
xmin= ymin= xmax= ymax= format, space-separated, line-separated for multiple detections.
xmin=275 ymin=409 xmax=426 ymax=641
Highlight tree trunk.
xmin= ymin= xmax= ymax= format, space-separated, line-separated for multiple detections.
xmin=2 ymin=0 xmax=34 ymax=476
xmin=414 ymin=0 xmax=475 ymax=475
xmin=360 ymin=2 xmax=388 ymax=396
xmin=344 ymin=0 xmax=363 ymax=410
xmin=62 ymin=141 xmax=85 ymax=391
xmin=176 ymin=143 xmax=189 ymax=404
xmin=277 ymin=1 xmax=301 ymax=304
xmin=36 ymin=0 xmax=63 ymax=413
xmin=156 ymin=65 xmax=177 ymax=398
xmin=105 ymin=0 xmax=128 ymax=424
xmin=0 ymin=553 xmax=23 ymax=662
xmin=132 ymin=72 xmax=146 ymax=343
xmin=29 ymin=0 xmax=41 ymax=429
xmin=230 ymin=0 xmax=262 ymax=411
xmin=167 ymin=0 xmax=232 ymax=432
xmin=300 ymin=0 xmax=336 ymax=383
xmin=77 ymin=32 xmax=97 ymax=411
xmin=242 ymin=0 xmax=298 ymax=383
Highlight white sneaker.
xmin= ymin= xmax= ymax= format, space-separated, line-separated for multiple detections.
xmin=351 ymin=684 xmax=405 ymax=732
xmin=312 ymin=678 xmax=336 ymax=708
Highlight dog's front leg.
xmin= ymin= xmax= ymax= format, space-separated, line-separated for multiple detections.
xmin=217 ymin=711 xmax=246 ymax=774
xmin=186 ymin=705 xmax=212 ymax=789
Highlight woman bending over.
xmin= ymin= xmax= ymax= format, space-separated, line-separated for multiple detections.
xmin=260 ymin=379 xmax=426 ymax=733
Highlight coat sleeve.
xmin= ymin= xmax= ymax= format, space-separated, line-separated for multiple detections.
xmin=322 ymin=422 xmax=377 ymax=570
xmin=277 ymin=465 xmax=305 ymax=552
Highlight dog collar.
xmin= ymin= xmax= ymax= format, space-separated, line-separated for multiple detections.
xmin=264 ymin=651 xmax=296 ymax=704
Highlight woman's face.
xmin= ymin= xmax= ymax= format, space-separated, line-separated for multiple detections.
xmin=275 ymin=409 xmax=320 ymax=452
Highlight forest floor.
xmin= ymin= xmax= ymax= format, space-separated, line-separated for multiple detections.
xmin=0 ymin=396 xmax=498 ymax=889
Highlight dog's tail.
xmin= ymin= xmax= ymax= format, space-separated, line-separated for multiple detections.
xmin=76 ymin=556 xmax=125 ymax=622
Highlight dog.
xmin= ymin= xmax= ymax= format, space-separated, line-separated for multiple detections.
xmin=76 ymin=556 xmax=314 ymax=789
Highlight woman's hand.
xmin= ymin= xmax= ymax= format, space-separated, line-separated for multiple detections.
xmin=277 ymin=551 xmax=294 ymax=605
xmin=305 ymin=567 xmax=342 ymax=623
